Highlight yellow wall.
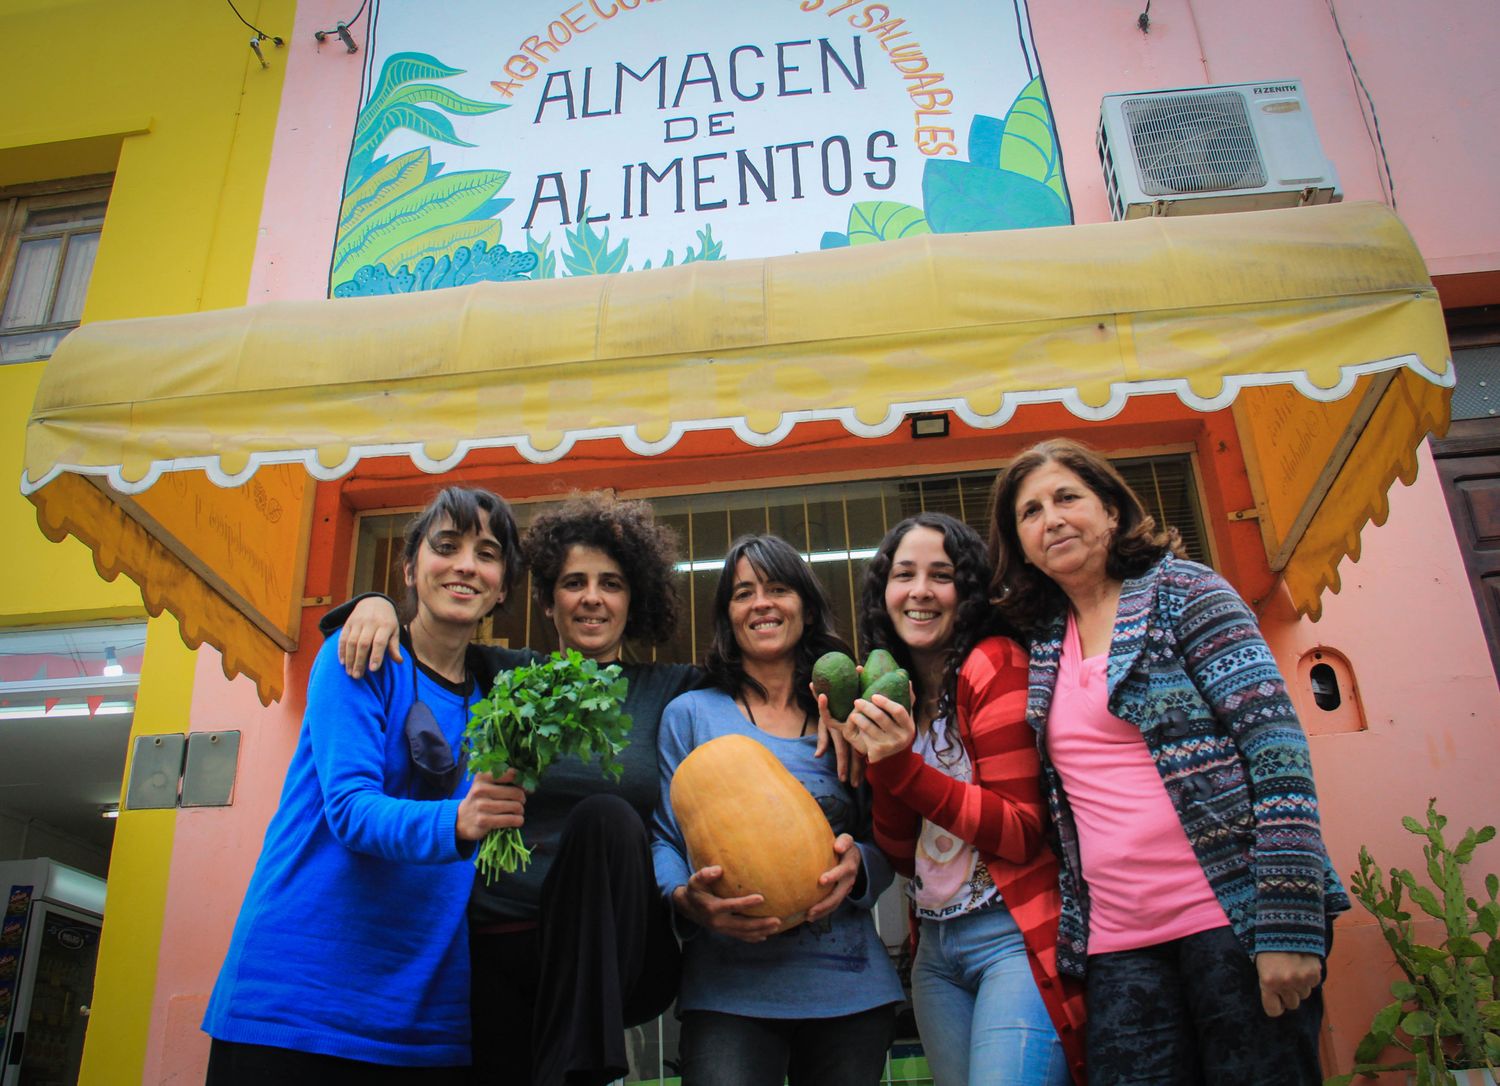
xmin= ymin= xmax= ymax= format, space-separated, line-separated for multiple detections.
xmin=0 ymin=1 xmax=292 ymax=1080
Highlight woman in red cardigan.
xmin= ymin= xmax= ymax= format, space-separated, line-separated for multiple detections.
xmin=834 ymin=512 xmax=1086 ymax=1086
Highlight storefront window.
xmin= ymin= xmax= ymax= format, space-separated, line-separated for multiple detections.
xmin=0 ymin=622 xmax=146 ymax=869
xmin=352 ymin=456 xmax=1207 ymax=664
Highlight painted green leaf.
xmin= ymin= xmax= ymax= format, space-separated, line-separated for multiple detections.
xmin=333 ymin=169 xmax=510 ymax=280
xmin=526 ymin=232 xmax=557 ymax=279
xmin=922 ymin=159 xmax=1070 ymax=233
xmin=998 ymin=76 xmax=1068 ymax=207
xmin=362 ymin=52 xmax=465 ymax=126
xmin=681 ymin=224 xmax=724 ymax=262
xmin=561 ymin=217 xmax=628 ymax=276
xmin=848 ymin=201 xmax=931 ymax=245
xmin=340 ymin=148 xmax=430 ymax=235
xmin=352 ymin=103 xmax=473 ymax=176
xmin=368 ymin=219 xmax=503 ymax=275
xmin=381 ymin=82 xmax=507 ymax=118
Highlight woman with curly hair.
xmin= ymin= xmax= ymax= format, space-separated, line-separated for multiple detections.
xmin=323 ymin=491 xmax=699 ymax=1086
xmin=988 ymin=439 xmax=1346 ymax=1085
xmin=838 ymin=511 xmax=1086 ymax=1085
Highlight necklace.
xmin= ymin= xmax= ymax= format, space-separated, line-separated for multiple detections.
xmin=740 ymin=694 xmax=813 ymax=737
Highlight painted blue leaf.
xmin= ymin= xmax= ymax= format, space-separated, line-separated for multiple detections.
xmin=968 ymin=115 xmax=1005 ymax=168
xmin=922 ymin=159 xmax=1071 ymax=233
xmin=465 ymin=196 xmax=514 ymax=222
xmin=821 ymin=231 xmax=850 ymax=249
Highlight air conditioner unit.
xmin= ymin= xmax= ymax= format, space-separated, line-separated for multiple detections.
xmin=1097 ymin=79 xmax=1341 ymax=220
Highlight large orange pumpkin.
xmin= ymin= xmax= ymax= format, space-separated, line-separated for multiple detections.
xmin=669 ymin=733 xmax=837 ymax=930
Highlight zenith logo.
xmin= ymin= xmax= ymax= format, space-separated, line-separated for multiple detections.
xmin=1254 ymin=84 xmax=1298 ymax=94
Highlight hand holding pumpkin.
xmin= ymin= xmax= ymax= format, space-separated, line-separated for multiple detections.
xmin=672 ymin=867 xmax=783 ymax=943
xmin=804 ymin=833 xmax=862 ymax=923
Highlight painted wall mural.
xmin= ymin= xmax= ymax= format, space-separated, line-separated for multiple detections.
xmin=331 ymin=0 xmax=1070 ymax=296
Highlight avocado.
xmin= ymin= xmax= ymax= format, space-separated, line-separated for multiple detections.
xmin=860 ymin=648 xmax=901 ymax=694
xmin=812 ymin=651 xmax=859 ymax=722
xmin=864 ymin=668 xmax=912 ymax=711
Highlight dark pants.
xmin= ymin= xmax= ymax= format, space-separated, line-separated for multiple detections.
xmin=1084 ymin=925 xmax=1325 ymax=1086
xmin=677 ymin=1005 xmax=895 ymax=1086
xmin=470 ymin=794 xmax=681 ymax=1086
xmin=205 ymin=1039 xmax=472 ymax=1085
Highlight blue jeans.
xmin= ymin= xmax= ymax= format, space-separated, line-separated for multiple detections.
xmin=677 ymin=1005 xmax=895 ymax=1086
xmin=911 ymin=905 xmax=1069 ymax=1086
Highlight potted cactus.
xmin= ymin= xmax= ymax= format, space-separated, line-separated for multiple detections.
xmin=1327 ymin=800 xmax=1499 ymax=1086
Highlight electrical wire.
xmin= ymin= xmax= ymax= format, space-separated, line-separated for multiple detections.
xmin=224 ymin=0 xmax=281 ymax=43
xmin=318 ymin=0 xmax=371 ymax=37
xmin=1326 ymin=0 xmax=1396 ymax=210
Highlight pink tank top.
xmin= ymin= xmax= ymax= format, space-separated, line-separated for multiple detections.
xmin=1046 ymin=613 xmax=1228 ymax=953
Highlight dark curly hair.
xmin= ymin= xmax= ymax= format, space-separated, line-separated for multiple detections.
xmin=988 ymin=438 xmax=1181 ymax=636
xmin=521 ymin=491 xmax=681 ymax=644
xmin=399 ymin=486 xmax=523 ymax=621
xmin=858 ymin=512 xmax=1008 ymax=734
xmin=704 ymin=534 xmax=851 ymax=718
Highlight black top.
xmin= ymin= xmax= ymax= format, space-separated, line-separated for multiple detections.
xmin=320 ymin=595 xmax=703 ymax=924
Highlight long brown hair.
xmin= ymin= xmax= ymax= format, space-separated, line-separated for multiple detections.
xmin=988 ymin=438 xmax=1180 ymax=635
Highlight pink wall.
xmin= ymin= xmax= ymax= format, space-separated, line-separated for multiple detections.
xmin=145 ymin=1 xmax=1500 ymax=1080
xmin=143 ymin=2 xmax=360 ymax=1080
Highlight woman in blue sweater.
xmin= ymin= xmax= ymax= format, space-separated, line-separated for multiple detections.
xmin=202 ymin=486 xmax=527 ymax=1083
xmin=653 ymin=534 xmax=903 ymax=1086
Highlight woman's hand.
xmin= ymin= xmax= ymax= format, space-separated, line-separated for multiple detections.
xmin=671 ymin=866 xmax=783 ymax=943
xmin=849 ymin=691 xmax=917 ymax=764
xmin=338 ymin=596 xmax=403 ymax=678
xmin=1255 ymin=951 xmax=1321 ymax=1017
xmin=812 ymin=687 xmax=867 ymax=786
xmin=454 ymin=769 xmax=526 ymax=842
xmin=805 ymin=833 xmax=862 ymax=923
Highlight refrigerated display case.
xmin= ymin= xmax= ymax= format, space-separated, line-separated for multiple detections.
xmin=0 ymin=861 xmax=105 ymax=1086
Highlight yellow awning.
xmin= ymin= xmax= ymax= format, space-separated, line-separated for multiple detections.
xmin=23 ymin=201 xmax=1452 ymax=701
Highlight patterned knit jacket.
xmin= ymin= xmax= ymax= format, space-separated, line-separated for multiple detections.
xmin=868 ymin=636 xmax=1088 ymax=1083
xmin=1025 ymin=553 xmax=1350 ymax=979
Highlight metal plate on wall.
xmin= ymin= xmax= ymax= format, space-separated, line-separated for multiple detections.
xmin=125 ymin=734 xmax=186 ymax=810
xmin=181 ymin=731 xmax=240 ymax=807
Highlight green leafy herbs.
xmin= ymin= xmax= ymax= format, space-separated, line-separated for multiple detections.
xmin=464 ymin=650 xmax=632 ymax=880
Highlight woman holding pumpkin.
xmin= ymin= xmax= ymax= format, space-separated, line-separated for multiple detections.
xmin=987 ymin=438 xmax=1347 ymax=1085
xmin=837 ymin=511 xmax=1086 ymax=1086
xmin=651 ymin=533 xmax=903 ymax=1086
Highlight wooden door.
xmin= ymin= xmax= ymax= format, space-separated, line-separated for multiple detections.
xmin=1432 ymin=416 xmax=1500 ymax=684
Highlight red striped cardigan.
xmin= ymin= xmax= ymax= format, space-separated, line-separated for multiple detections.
xmin=866 ymin=635 xmax=1088 ymax=1084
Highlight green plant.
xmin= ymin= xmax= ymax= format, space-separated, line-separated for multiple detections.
xmin=465 ymin=650 xmax=632 ymax=879
xmin=1328 ymin=800 xmax=1500 ymax=1085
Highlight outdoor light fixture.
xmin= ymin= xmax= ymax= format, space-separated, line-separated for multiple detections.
xmin=103 ymin=647 xmax=123 ymax=677
xmin=315 ymin=22 xmax=359 ymax=52
xmin=99 ymin=803 xmax=120 ymax=819
xmin=909 ymin=412 xmax=951 ymax=439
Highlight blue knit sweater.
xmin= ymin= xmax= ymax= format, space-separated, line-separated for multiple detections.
xmin=202 ymin=636 xmax=479 ymax=1066
xmin=1026 ymin=554 xmax=1350 ymax=978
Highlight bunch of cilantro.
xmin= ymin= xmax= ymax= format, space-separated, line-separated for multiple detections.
xmin=464 ymin=649 xmax=633 ymax=881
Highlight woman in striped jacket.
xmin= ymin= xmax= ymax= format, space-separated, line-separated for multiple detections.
xmin=832 ymin=512 xmax=1086 ymax=1086
xmin=987 ymin=439 xmax=1346 ymax=1086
